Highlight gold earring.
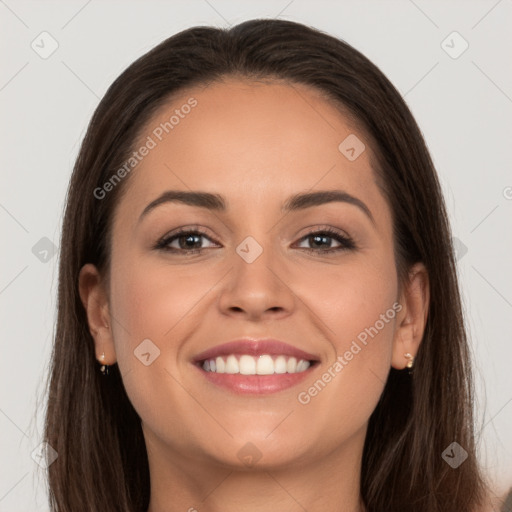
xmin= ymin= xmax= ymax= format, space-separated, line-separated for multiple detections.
xmin=99 ymin=352 xmax=109 ymax=376
xmin=404 ymin=352 xmax=415 ymax=372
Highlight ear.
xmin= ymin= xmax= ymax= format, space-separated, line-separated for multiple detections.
xmin=78 ymin=263 xmax=117 ymax=365
xmin=391 ymin=262 xmax=430 ymax=370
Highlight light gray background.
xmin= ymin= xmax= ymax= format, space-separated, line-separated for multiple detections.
xmin=1 ymin=1 xmax=511 ymax=510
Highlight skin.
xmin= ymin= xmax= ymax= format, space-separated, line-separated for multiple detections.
xmin=79 ymin=78 xmax=429 ymax=512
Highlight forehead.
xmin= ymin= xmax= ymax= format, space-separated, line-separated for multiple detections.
xmin=114 ymin=78 xmax=388 ymax=226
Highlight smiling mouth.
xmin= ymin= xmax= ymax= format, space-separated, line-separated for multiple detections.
xmin=192 ymin=338 xmax=320 ymax=393
xmin=199 ymin=354 xmax=318 ymax=375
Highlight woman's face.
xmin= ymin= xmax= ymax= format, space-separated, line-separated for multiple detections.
xmin=83 ymin=78 xmax=422 ymax=470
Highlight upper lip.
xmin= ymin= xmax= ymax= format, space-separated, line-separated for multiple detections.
xmin=193 ymin=338 xmax=320 ymax=363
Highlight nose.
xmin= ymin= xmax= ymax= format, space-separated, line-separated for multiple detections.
xmin=217 ymin=237 xmax=296 ymax=322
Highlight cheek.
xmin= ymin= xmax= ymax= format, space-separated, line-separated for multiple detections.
xmin=107 ymin=260 xmax=212 ymax=435
xmin=109 ymin=259 xmax=211 ymax=356
xmin=107 ymin=254 xmax=230 ymax=406
xmin=295 ymin=256 xmax=397 ymax=408
xmin=302 ymin=254 xmax=398 ymax=351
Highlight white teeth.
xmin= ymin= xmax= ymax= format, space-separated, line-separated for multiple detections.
xmin=287 ymin=357 xmax=297 ymax=373
xmin=256 ymin=354 xmax=274 ymax=375
xmin=215 ymin=356 xmax=225 ymax=373
xmin=274 ymin=355 xmax=287 ymax=374
xmin=296 ymin=359 xmax=308 ymax=372
xmin=225 ymin=355 xmax=239 ymax=374
xmin=239 ymin=355 xmax=256 ymax=375
xmin=201 ymin=354 xmax=311 ymax=375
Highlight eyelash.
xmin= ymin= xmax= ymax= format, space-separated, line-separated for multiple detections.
xmin=154 ymin=226 xmax=356 ymax=255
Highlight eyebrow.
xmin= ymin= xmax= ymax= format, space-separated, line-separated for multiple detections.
xmin=138 ymin=189 xmax=375 ymax=225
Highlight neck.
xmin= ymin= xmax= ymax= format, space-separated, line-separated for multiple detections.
xmin=145 ymin=428 xmax=367 ymax=512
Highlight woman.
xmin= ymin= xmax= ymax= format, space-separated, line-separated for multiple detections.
xmin=44 ymin=18 xmax=493 ymax=511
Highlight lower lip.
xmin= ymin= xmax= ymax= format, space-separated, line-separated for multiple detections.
xmin=195 ymin=364 xmax=316 ymax=394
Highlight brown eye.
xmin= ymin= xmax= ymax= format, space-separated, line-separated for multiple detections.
xmin=155 ymin=228 xmax=219 ymax=254
xmin=295 ymin=228 xmax=356 ymax=254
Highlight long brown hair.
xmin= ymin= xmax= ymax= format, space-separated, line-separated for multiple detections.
xmin=44 ymin=18 xmax=491 ymax=511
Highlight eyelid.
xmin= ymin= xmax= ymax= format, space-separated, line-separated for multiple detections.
xmin=295 ymin=224 xmax=351 ymax=240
